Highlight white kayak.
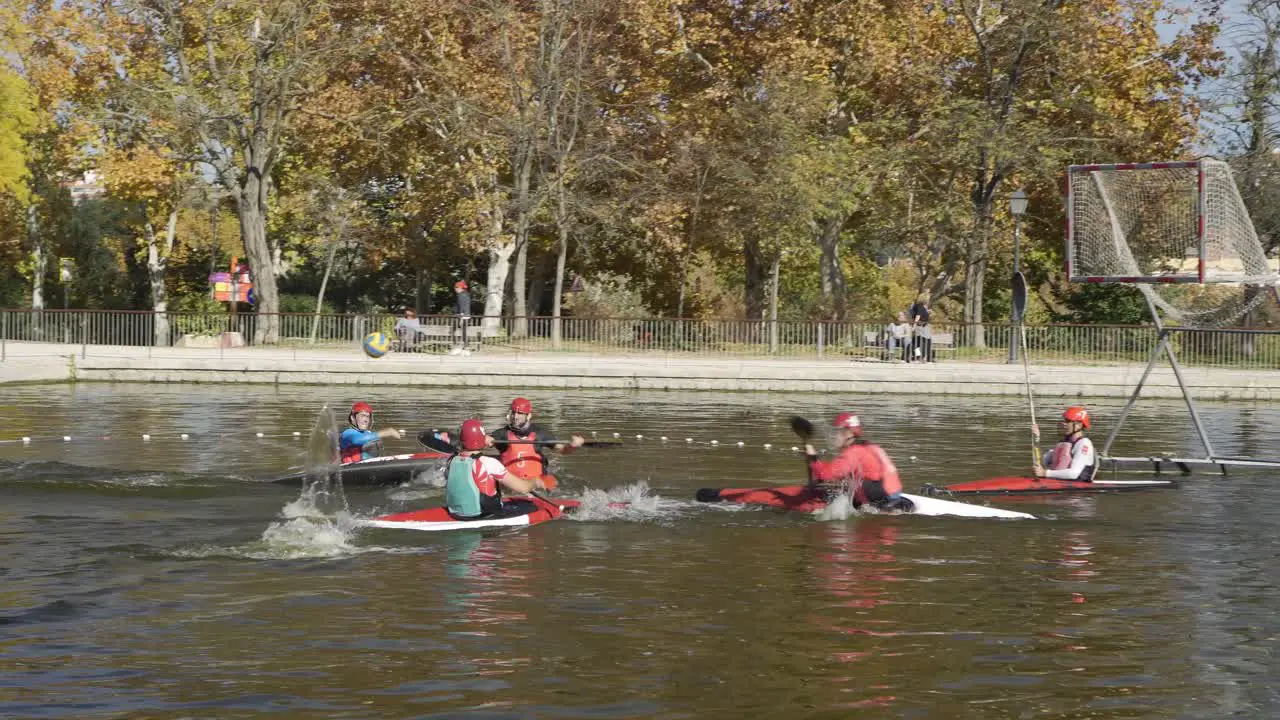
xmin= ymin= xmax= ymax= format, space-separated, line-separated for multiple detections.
xmin=694 ymin=485 xmax=1035 ymax=519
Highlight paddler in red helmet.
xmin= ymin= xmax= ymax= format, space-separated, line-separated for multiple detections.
xmin=445 ymin=419 xmax=546 ymax=520
xmin=1033 ymin=406 xmax=1096 ymax=481
xmin=491 ymin=397 xmax=584 ymax=485
xmin=339 ymin=401 xmax=405 ymax=464
xmin=803 ymin=411 xmax=910 ymax=511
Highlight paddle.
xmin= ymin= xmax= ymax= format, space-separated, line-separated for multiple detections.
xmin=418 ymin=429 xmax=621 ymax=449
xmin=416 ymin=430 xmax=559 ymax=490
xmin=1012 ymin=271 xmax=1042 ymax=473
xmin=790 ymin=416 xmax=818 ymax=487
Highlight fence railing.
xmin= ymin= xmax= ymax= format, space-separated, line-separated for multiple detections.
xmin=2 ymin=308 xmax=1279 ymax=370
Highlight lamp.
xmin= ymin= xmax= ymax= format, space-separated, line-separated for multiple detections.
xmin=1008 ymin=189 xmax=1027 ymax=364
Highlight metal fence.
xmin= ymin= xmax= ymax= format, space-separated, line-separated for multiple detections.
xmin=2 ymin=308 xmax=1279 ymax=369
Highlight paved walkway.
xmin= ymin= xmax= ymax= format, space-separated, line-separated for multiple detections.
xmin=1 ymin=340 xmax=1277 ymax=399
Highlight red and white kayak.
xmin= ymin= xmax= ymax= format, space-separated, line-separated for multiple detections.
xmin=366 ymin=495 xmax=581 ymax=532
xmin=920 ymin=476 xmax=1178 ymax=496
xmin=695 ymin=486 xmax=1034 ymax=519
xmin=271 ymin=452 xmax=449 ymax=488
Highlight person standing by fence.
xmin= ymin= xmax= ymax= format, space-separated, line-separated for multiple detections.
xmin=908 ymin=297 xmax=932 ymax=363
xmin=451 ymin=281 xmax=472 ymax=356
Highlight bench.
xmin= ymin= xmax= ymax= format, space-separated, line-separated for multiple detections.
xmin=862 ymin=328 xmax=955 ymax=361
xmin=393 ymin=321 xmax=499 ymax=353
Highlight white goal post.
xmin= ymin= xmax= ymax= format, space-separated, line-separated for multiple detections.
xmin=1065 ymin=159 xmax=1275 ymax=285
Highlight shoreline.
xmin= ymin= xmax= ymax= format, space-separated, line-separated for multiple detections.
xmin=1 ymin=341 xmax=1277 ymax=400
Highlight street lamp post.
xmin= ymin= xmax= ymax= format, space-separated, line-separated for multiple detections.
xmin=1007 ymin=189 xmax=1028 ymax=364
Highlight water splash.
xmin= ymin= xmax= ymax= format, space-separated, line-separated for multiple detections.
xmin=568 ymin=481 xmax=682 ymax=522
xmin=814 ymin=492 xmax=857 ymax=522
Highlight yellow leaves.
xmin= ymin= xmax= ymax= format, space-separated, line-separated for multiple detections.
xmin=0 ymin=66 xmax=36 ymax=202
xmin=100 ymin=144 xmax=180 ymax=204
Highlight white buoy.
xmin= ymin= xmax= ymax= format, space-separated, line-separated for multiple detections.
xmin=180 ymin=433 xmax=189 ymax=440
xmin=63 ymin=436 xmax=72 ymax=442
xmin=737 ymin=441 xmax=745 ymax=447
xmin=686 ymin=438 xmax=693 ymax=443
xmin=910 ymin=455 xmax=918 ymax=461
xmin=710 ymin=440 xmax=719 ymax=445
xmin=763 ymin=443 xmax=772 ymax=449
xmin=790 ymin=446 xmax=799 ymax=452
xmin=21 ymin=436 xmax=31 ymax=444
xmin=613 ymin=432 xmax=621 ymax=438
xmin=255 ymin=432 xmax=264 ymax=438
xmin=636 ymin=434 xmax=643 ymax=440
xmin=660 ymin=436 xmax=668 ymax=441
xmin=142 ymin=434 xmax=151 ymax=441
xmin=293 ymin=431 xmax=301 ymax=437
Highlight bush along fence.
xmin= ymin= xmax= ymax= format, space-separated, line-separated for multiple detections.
xmin=2 ymin=308 xmax=1279 ymax=370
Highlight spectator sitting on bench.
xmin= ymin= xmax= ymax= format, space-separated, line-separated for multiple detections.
xmin=394 ymin=308 xmax=423 ymax=349
xmin=885 ymin=312 xmax=911 ymax=362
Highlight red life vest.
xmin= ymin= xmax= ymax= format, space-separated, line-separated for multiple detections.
xmin=848 ymin=444 xmax=903 ymax=496
xmin=499 ymin=428 xmax=544 ymax=479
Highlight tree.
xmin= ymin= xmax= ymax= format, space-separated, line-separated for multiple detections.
xmin=112 ymin=0 xmax=353 ymax=343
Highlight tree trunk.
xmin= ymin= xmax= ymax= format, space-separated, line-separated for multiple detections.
xmin=768 ymin=252 xmax=781 ymax=353
xmin=147 ymin=206 xmax=179 ymax=346
xmin=815 ymin=213 xmax=847 ymax=319
xmin=510 ymin=142 xmax=536 ymax=337
xmin=744 ymin=236 xmax=767 ymax=321
xmin=235 ymin=167 xmax=279 ymax=344
xmin=481 ymin=190 xmax=512 ymax=333
xmin=676 ymin=165 xmax=709 ymax=319
xmin=310 ymin=219 xmax=344 ymax=344
xmin=964 ymin=202 xmax=995 ymax=349
xmin=551 ymin=213 xmax=568 ymax=349
xmin=28 ymin=205 xmax=45 ymax=311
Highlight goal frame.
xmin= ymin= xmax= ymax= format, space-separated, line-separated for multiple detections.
xmin=1065 ymin=160 xmax=1207 ymax=284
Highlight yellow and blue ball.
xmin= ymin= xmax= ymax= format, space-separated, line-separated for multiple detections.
xmin=362 ymin=331 xmax=391 ymax=359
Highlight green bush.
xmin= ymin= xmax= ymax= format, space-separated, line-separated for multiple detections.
xmin=279 ymin=293 xmax=334 ymax=315
xmin=171 ymin=292 xmax=228 ymax=336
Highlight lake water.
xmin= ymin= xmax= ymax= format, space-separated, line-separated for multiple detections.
xmin=2 ymin=384 xmax=1278 ymax=718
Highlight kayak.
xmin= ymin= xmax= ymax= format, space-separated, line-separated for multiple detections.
xmin=366 ymin=496 xmax=578 ymax=532
xmin=920 ymin=476 xmax=1178 ymax=496
xmin=694 ymin=486 xmax=1034 ymax=519
xmin=270 ymin=452 xmax=449 ymax=488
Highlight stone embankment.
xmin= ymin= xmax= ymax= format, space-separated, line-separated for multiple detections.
xmin=1 ymin=341 xmax=1276 ymax=400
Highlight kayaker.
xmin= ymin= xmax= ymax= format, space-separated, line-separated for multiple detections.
xmin=491 ymin=397 xmax=585 ymax=481
xmin=339 ymin=401 xmax=405 ymax=464
xmin=1033 ymin=406 xmax=1096 ymax=481
xmin=446 ymin=419 xmax=547 ymax=520
xmin=803 ymin=412 xmax=910 ymax=511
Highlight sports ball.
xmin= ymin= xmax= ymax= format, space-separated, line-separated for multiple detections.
xmin=362 ymin=331 xmax=391 ymax=358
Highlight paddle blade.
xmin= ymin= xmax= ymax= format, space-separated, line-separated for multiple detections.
xmin=1012 ymin=271 xmax=1028 ymax=322
xmin=418 ymin=429 xmax=457 ymax=454
xmin=789 ymin=416 xmax=815 ymax=441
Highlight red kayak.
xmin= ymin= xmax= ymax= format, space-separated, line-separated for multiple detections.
xmin=920 ymin=476 xmax=1178 ymax=495
xmin=367 ymin=495 xmax=577 ymax=532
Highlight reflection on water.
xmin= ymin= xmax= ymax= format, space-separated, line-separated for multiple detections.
xmin=0 ymin=384 xmax=1279 ymax=718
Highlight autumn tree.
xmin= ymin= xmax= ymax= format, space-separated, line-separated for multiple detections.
xmin=111 ymin=0 xmax=353 ymax=343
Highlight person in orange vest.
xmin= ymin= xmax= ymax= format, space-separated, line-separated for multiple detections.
xmin=803 ymin=411 xmax=911 ymax=511
xmin=1033 ymin=406 xmax=1096 ymax=481
xmin=490 ymin=397 xmax=584 ymax=481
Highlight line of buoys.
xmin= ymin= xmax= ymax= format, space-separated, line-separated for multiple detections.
xmin=587 ymin=430 xmax=804 ymax=452
xmin=0 ymin=431 xmax=308 ymax=446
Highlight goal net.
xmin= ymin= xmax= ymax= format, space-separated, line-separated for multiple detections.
xmin=1066 ymin=159 xmax=1279 ymax=326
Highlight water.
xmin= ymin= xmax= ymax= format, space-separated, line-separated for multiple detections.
xmin=1 ymin=384 xmax=1279 ymax=718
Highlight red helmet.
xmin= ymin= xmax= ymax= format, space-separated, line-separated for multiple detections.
xmin=459 ymin=419 xmax=487 ymax=450
xmin=455 ymin=280 xmax=468 ymax=291
xmin=832 ymin=412 xmax=861 ymax=430
xmin=510 ymin=397 xmax=533 ymax=415
xmin=1063 ymin=406 xmax=1090 ymax=429
xmin=351 ymin=401 xmax=373 ymax=416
